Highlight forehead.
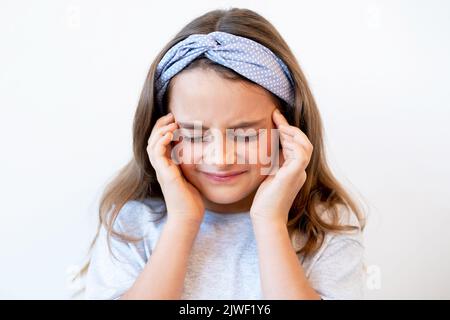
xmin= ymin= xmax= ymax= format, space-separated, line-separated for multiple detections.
xmin=167 ymin=68 xmax=276 ymax=126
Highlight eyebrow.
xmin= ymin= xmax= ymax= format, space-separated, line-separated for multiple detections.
xmin=177 ymin=118 xmax=267 ymax=130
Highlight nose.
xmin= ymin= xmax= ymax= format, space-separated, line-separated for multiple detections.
xmin=202 ymin=129 xmax=236 ymax=166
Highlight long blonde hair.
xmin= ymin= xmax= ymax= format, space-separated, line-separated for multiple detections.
xmin=75 ymin=7 xmax=365 ymax=290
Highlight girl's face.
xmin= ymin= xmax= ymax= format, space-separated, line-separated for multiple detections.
xmin=167 ymin=68 xmax=278 ymax=213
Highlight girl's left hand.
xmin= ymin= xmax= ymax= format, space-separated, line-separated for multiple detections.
xmin=250 ymin=109 xmax=314 ymax=226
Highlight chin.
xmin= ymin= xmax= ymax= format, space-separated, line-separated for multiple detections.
xmin=200 ymin=188 xmax=246 ymax=205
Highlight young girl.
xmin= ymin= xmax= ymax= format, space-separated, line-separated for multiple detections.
xmin=82 ymin=8 xmax=365 ymax=300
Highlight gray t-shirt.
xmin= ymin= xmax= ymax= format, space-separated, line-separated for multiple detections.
xmin=85 ymin=197 xmax=365 ymax=300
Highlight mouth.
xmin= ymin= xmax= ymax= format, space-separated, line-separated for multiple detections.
xmin=200 ymin=170 xmax=248 ymax=183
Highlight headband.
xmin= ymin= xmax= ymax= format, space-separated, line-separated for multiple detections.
xmin=154 ymin=31 xmax=295 ymax=108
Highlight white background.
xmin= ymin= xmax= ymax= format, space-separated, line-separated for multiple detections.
xmin=1 ymin=0 xmax=449 ymax=299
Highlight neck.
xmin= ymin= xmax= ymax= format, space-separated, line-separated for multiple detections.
xmin=202 ymin=189 xmax=257 ymax=214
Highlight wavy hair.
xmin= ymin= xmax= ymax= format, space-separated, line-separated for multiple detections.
xmin=74 ymin=7 xmax=366 ymax=293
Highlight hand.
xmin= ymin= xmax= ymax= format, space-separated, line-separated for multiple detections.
xmin=147 ymin=112 xmax=205 ymax=224
xmin=250 ymin=109 xmax=313 ymax=226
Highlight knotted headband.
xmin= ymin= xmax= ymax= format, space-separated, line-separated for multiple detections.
xmin=154 ymin=31 xmax=295 ymax=108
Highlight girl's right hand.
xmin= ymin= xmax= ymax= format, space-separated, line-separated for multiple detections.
xmin=147 ymin=112 xmax=205 ymax=224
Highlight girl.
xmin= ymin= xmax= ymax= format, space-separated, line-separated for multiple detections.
xmin=82 ymin=8 xmax=365 ymax=300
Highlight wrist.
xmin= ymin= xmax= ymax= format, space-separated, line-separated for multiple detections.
xmin=251 ymin=213 xmax=288 ymax=233
xmin=251 ymin=211 xmax=287 ymax=225
xmin=166 ymin=214 xmax=203 ymax=229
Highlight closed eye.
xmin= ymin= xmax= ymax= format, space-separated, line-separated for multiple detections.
xmin=181 ymin=131 xmax=262 ymax=143
xmin=182 ymin=135 xmax=203 ymax=143
xmin=231 ymin=131 xmax=261 ymax=142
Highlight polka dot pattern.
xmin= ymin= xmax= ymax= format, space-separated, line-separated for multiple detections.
xmin=154 ymin=31 xmax=295 ymax=107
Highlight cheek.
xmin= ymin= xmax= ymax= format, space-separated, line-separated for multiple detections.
xmin=172 ymin=140 xmax=203 ymax=164
xmin=255 ymin=131 xmax=275 ymax=162
xmin=260 ymin=131 xmax=272 ymax=155
xmin=245 ymin=163 xmax=269 ymax=187
xmin=249 ymin=130 xmax=279 ymax=173
xmin=179 ymin=163 xmax=198 ymax=184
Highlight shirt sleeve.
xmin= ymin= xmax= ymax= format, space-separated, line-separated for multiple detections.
xmin=84 ymin=222 xmax=146 ymax=300
xmin=307 ymin=233 xmax=365 ymax=300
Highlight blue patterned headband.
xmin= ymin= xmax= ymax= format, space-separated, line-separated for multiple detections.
xmin=154 ymin=31 xmax=295 ymax=108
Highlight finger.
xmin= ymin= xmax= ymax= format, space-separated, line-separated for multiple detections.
xmin=156 ymin=131 xmax=173 ymax=154
xmin=279 ymin=130 xmax=293 ymax=144
xmin=149 ymin=113 xmax=174 ymax=145
xmin=276 ymin=125 xmax=293 ymax=144
xmin=272 ymin=110 xmax=313 ymax=152
xmin=283 ymin=141 xmax=311 ymax=167
xmin=278 ymin=124 xmax=302 ymax=137
xmin=156 ymin=122 xmax=178 ymax=137
xmin=279 ymin=125 xmax=313 ymax=153
xmin=148 ymin=122 xmax=178 ymax=148
xmin=154 ymin=112 xmax=174 ymax=129
xmin=152 ymin=132 xmax=173 ymax=168
xmin=281 ymin=142 xmax=297 ymax=160
xmin=272 ymin=109 xmax=290 ymax=128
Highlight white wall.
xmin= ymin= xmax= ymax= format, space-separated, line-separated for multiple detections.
xmin=1 ymin=0 xmax=449 ymax=299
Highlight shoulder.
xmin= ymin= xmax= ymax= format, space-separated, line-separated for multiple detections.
xmin=317 ymin=202 xmax=363 ymax=231
xmin=292 ymin=204 xmax=366 ymax=299
xmin=113 ymin=197 xmax=168 ymax=238
xmin=291 ymin=203 xmax=364 ymax=253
